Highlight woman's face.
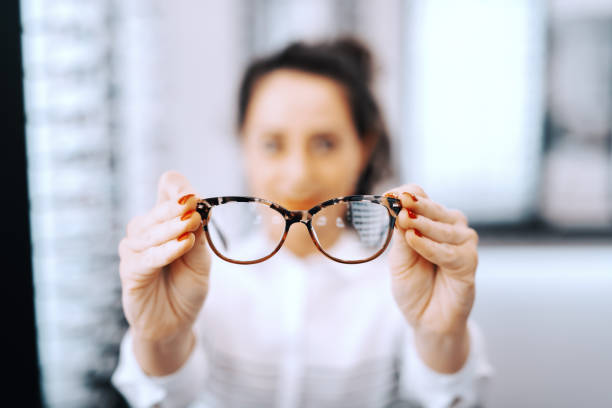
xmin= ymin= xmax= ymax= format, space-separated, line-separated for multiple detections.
xmin=241 ymin=69 xmax=369 ymax=257
xmin=242 ymin=68 xmax=367 ymax=210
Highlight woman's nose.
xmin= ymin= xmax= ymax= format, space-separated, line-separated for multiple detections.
xmin=283 ymin=147 xmax=314 ymax=186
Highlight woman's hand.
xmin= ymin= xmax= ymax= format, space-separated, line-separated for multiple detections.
xmin=385 ymin=184 xmax=479 ymax=373
xmin=118 ymin=171 xmax=211 ymax=374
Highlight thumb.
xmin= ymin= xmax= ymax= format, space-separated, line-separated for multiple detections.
xmin=182 ymin=222 xmax=211 ymax=275
xmin=157 ymin=170 xmax=197 ymax=204
xmin=388 ymin=228 xmax=435 ymax=321
xmin=388 ymin=228 xmax=420 ymax=274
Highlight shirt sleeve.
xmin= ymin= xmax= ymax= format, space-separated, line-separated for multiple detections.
xmin=111 ymin=330 xmax=208 ymax=408
xmin=398 ymin=319 xmax=494 ymax=408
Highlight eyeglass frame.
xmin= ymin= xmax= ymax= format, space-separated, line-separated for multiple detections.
xmin=195 ymin=195 xmax=402 ymax=265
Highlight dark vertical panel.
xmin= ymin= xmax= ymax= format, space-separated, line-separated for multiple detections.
xmin=0 ymin=1 xmax=42 ymax=406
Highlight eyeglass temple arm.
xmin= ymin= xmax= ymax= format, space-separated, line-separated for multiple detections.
xmin=208 ymin=218 xmax=228 ymax=250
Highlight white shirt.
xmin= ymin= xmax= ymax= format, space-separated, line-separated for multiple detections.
xmin=112 ymin=232 xmax=493 ymax=407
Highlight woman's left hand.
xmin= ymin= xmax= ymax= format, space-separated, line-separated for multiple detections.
xmin=385 ymin=184 xmax=479 ymax=372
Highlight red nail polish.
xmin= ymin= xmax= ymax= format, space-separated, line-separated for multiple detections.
xmin=408 ymin=209 xmax=417 ymax=219
xmin=408 ymin=193 xmax=418 ymax=202
xmin=181 ymin=210 xmax=195 ymax=221
xmin=414 ymin=229 xmax=423 ymax=237
xmin=178 ymin=232 xmax=190 ymax=241
xmin=384 ymin=192 xmax=399 ymax=199
xmin=178 ymin=194 xmax=194 ymax=205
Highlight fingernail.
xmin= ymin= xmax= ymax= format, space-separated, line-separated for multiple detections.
xmin=178 ymin=194 xmax=195 ymax=205
xmin=408 ymin=193 xmax=418 ymax=202
xmin=181 ymin=210 xmax=195 ymax=221
xmin=414 ymin=229 xmax=423 ymax=237
xmin=408 ymin=209 xmax=417 ymax=219
xmin=384 ymin=192 xmax=399 ymax=199
xmin=178 ymin=232 xmax=191 ymax=241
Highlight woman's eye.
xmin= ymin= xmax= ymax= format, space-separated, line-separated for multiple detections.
xmin=262 ymin=138 xmax=281 ymax=153
xmin=311 ymin=135 xmax=336 ymax=153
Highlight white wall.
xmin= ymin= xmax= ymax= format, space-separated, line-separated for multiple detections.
xmin=402 ymin=0 xmax=547 ymax=223
xmin=473 ymin=244 xmax=612 ymax=407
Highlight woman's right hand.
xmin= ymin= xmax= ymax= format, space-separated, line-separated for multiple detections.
xmin=118 ymin=171 xmax=211 ymax=360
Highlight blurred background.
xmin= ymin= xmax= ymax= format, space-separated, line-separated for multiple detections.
xmin=14 ymin=0 xmax=612 ymax=406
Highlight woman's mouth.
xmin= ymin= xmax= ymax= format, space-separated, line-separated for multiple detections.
xmin=278 ymin=198 xmax=322 ymax=211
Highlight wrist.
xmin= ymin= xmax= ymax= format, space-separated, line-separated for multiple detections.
xmin=413 ymin=321 xmax=470 ymax=374
xmin=132 ymin=328 xmax=195 ymax=376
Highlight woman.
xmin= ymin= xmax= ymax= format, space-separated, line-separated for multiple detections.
xmin=112 ymin=38 xmax=492 ymax=407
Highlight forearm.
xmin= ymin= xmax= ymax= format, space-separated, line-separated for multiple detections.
xmin=413 ymin=322 xmax=470 ymax=374
xmin=132 ymin=328 xmax=196 ymax=376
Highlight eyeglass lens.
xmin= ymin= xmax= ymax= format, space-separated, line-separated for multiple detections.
xmin=206 ymin=201 xmax=285 ymax=263
xmin=311 ymin=201 xmax=391 ymax=261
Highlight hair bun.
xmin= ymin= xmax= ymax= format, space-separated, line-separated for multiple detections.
xmin=327 ymin=37 xmax=374 ymax=84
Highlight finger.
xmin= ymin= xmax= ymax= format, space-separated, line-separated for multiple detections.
xmin=118 ymin=238 xmax=158 ymax=283
xmin=118 ymin=237 xmax=136 ymax=261
xmin=125 ymin=210 xmax=203 ymax=252
xmin=399 ymin=194 xmax=466 ymax=225
xmin=139 ymin=231 xmax=198 ymax=269
xmin=396 ymin=208 xmax=476 ymax=245
xmin=383 ymin=183 xmax=429 ymax=200
xmin=127 ymin=194 xmax=199 ymax=237
xmin=403 ymin=228 xmax=477 ymax=272
xmin=156 ymin=170 xmax=198 ymax=205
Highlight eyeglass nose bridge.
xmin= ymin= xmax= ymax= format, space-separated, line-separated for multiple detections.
xmin=284 ymin=210 xmax=312 ymax=227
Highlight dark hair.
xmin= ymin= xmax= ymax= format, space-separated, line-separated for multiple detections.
xmin=237 ymin=37 xmax=392 ymax=195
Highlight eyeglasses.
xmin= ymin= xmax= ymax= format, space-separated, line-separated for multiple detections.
xmin=195 ymin=195 xmax=401 ymax=264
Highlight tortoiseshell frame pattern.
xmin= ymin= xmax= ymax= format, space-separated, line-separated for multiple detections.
xmin=195 ymin=195 xmax=402 ymax=265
